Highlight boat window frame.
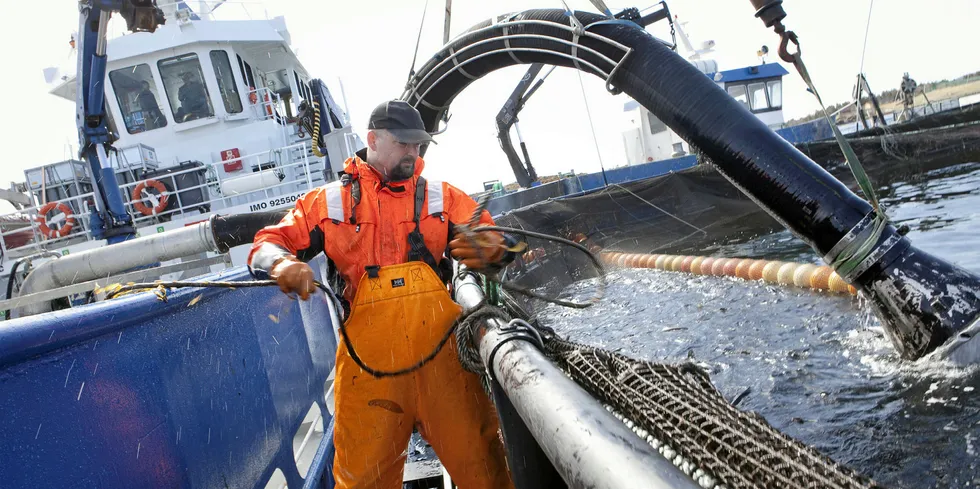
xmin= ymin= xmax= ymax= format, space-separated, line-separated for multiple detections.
xmin=107 ymin=63 xmax=169 ymax=134
xmin=748 ymin=82 xmax=770 ymax=111
xmin=210 ymin=49 xmax=244 ymax=115
xmin=725 ymin=76 xmax=783 ymax=114
xmin=647 ymin=111 xmax=667 ymax=134
xmin=727 ymin=84 xmax=750 ymax=110
xmin=237 ymin=54 xmax=256 ymax=90
xmin=157 ymin=52 xmax=216 ymax=124
xmin=767 ymin=79 xmax=783 ymax=109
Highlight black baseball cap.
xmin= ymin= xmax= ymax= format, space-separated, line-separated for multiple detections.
xmin=367 ymin=100 xmax=436 ymax=144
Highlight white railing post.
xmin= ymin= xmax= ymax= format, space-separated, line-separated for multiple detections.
xmin=303 ymin=142 xmax=313 ymax=191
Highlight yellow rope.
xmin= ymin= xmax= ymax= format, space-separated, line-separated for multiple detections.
xmin=311 ymin=101 xmax=325 ymax=158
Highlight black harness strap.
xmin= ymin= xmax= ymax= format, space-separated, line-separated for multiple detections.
xmin=407 ymin=176 xmax=447 ymax=282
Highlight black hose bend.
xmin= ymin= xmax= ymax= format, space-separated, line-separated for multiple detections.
xmin=404 ymin=8 xmax=980 ymax=360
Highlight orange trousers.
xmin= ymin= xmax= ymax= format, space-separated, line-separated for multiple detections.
xmin=332 ymin=263 xmax=514 ymax=489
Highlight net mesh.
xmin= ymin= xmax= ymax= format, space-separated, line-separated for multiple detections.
xmin=543 ymin=336 xmax=884 ymax=489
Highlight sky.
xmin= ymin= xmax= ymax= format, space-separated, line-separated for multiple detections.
xmin=1 ymin=0 xmax=978 ymax=209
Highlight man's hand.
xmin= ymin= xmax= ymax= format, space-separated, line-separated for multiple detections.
xmin=270 ymin=256 xmax=316 ymax=300
xmin=449 ymin=231 xmax=508 ymax=271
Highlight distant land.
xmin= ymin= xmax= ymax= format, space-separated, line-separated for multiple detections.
xmin=786 ymin=70 xmax=980 ymax=126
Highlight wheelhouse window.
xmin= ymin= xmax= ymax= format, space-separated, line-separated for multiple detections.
xmin=727 ymin=84 xmax=749 ymax=109
xmin=210 ymin=50 xmax=243 ymax=114
xmin=108 ymin=64 xmax=167 ymax=133
xmin=767 ymin=80 xmax=782 ymax=108
xmin=157 ymin=53 xmax=214 ymax=123
xmin=237 ymin=54 xmax=256 ymax=89
xmin=726 ymin=78 xmax=782 ymax=113
xmin=748 ymin=82 xmax=769 ymax=111
xmin=647 ymin=112 xmax=667 ymax=134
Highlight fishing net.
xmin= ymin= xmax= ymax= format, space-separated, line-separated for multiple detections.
xmin=491 ymin=163 xmax=785 ymax=315
xmin=795 ymin=105 xmax=980 ymax=182
xmin=473 ymin=159 xmax=891 ymax=486
xmin=475 ymin=108 xmax=980 ymax=489
xmin=494 ymin=165 xmax=779 ymax=259
xmin=541 ymin=334 xmax=884 ymax=489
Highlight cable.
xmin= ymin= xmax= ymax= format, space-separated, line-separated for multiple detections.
xmin=103 ymin=226 xmax=606 ymax=377
xmin=858 ymin=0 xmax=875 ymax=75
xmin=467 ymin=225 xmax=607 ymax=309
xmin=576 ymin=70 xmax=610 ymax=187
xmin=405 ymin=0 xmax=430 ymax=89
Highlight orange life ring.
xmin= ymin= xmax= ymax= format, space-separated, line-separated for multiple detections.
xmin=36 ymin=202 xmax=75 ymax=239
xmin=132 ymin=179 xmax=169 ymax=216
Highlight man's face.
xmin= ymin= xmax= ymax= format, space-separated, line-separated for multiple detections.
xmin=367 ymin=130 xmax=420 ymax=182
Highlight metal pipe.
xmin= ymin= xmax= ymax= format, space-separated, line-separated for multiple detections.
xmin=14 ymin=222 xmax=219 ymax=317
xmin=96 ymin=10 xmax=110 ymax=56
xmin=12 ymin=210 xmax=287 ymax=317
xmin=453 ymin=275 xmax=699 ymax=489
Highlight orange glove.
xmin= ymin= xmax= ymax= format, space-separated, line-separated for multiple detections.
xmin=270 ymin=256 xmax=316 ymax=300
xmin=449 ymin=231 xmax=508 ymax=271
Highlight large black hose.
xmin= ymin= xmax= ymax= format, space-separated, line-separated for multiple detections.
xmin=404 ymin=8 xmax=980 ymax=360
xmin=3 ymin=260 xmax=23 ymax=321
xmin=210 ymin=210 xmax=288 ymax=252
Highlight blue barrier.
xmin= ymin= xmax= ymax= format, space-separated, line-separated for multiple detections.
xmin=571 ymin=155 xmax=698 ymax=192
xmin=487 ymin=181 xmax=566 ymax=216
xmin=0 ymin=256 xmax=338 ymax=489
xmin=775 ymin=118 xmax=834 ymax=144
xmin=488 ymin=156 xmax=700 ymax=217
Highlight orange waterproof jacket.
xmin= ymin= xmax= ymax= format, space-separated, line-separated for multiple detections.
xmin=248 ymin=153 xmax=496 ymax=304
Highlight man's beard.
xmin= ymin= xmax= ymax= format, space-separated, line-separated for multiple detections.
xmin=389 ymin=157 xmax=416 ymax=181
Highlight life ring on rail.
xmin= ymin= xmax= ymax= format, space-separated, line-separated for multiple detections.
xmin=36 ymin=202 xmax=76 ymax=239
xmin=132 ymin=179 xmax=169 ymax=216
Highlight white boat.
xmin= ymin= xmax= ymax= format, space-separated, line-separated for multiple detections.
xmin=620 ymin=14 xmax=790 ymax=165
xmin=2 ymin=0 xmax=363 ymax=300
xmin=0 ymin=3 xmax=455 ymax=487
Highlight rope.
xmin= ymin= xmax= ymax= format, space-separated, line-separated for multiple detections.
xmin=609 ymin=184 xmax=707 ymax=236
xmin=455 ymin=301 xmax=511 ymax=374
xmin=877 ymin=123 xmax=909 ymax=162
xmin=311 ymin=101 xmax=325 ymax=158
xmin=106 ymin=278 xmax=466 ymax=378
xmin=858 ymin=0 xmax=875 ymax=75
xmin=771 ymin=20 xmax=890 ymax=278
xmin=576 ymin=70 xmax=609 ymax=187
xmin=405 ymin=0 xmax=430 ymax=90
xmin=463 ymin=224 xmax=607 ymax=309
xmin=103 ymin=225 xmax=607 ymax=377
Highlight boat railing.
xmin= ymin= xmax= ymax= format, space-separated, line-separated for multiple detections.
xmin=118 ymin=142 xmax=317 ymax=224
xmin=0 ymin=191 xmax=99 ymax=257
xmin=245 ymin=86 xmax=291 ymax=147
xmin=0 ymin=142 xmax=318 ymax=258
